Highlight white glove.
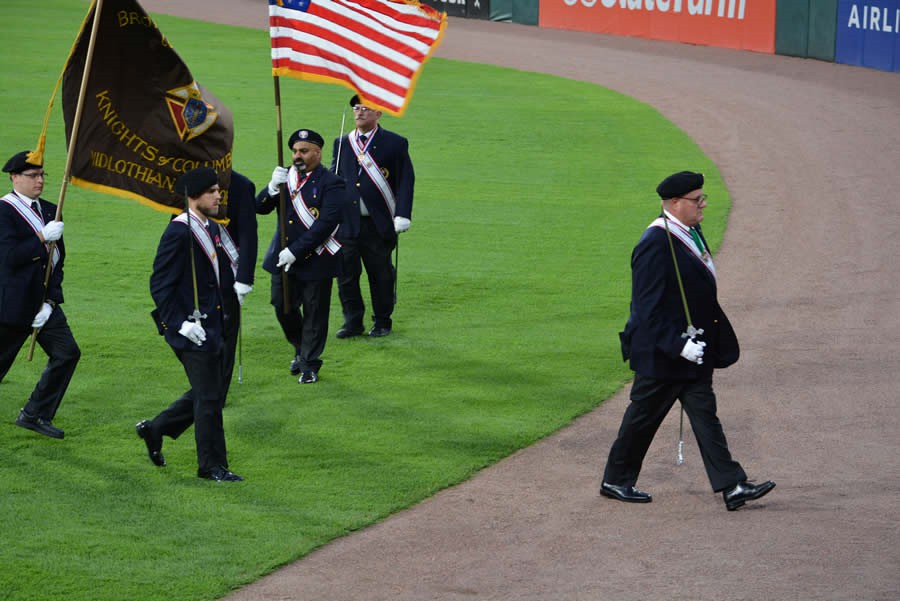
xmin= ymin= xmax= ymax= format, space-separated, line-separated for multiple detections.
xmin=268 ymin=166 xmax=289 ymax=196
xmin=233 ymin=282 xmax=253 ymax=305
xmin=393 ymin=216 xmax=411 ymax=233
xmin=276 ymin=248 xmax=296 ymax=272
xmin=680 ymin=338 xmax=707 ymax=365
xmin=41 ymin=220 xmax=64 ymax=242
xmin=31 ymin=302 xmax=53 ymax=328
xmin=178 ymin=320 xmax=207 ymax=346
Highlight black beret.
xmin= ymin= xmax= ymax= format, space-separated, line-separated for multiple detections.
xmin=349 ymin=94 xmax=361 ymax=108
xmin=3 ymin=150 xmax=41 ymax=174
xmin=287 ymin=128 xmax=324 ymax=148
xmin=175 ymin=167 xmax=218 ymax=198
xmin=657 ymin=171 xmax=704 ymax=199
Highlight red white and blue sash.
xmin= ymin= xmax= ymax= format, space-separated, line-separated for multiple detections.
xmin=174 ymin=211 xmax=221 ymax=284
xmin=348 ymin=127 xmax=396 ymax=218
xmin=648 ymin=213 xmax=716 ymax=279
xmin=2 ymin=192 xmax=60 ymax=270
xmin=288 ymin=167 xmax=341 ymax=256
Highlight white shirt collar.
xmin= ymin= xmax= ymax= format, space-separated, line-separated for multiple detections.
xmin=11 ymin=189 xmax=38 ymax=205
xmin=662 ymin=209 xmax=690 ymax=231
xmin=188 ymin=208 xmax=208 ymax=227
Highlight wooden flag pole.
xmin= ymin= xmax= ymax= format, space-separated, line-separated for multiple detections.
xmin=28 ymin=0 xmax=105 ymax=361
xmin=273 ymin=75 xmax=290 ymax=314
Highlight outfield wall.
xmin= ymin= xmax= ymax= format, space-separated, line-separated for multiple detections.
xmin=420 ymin=0 xmax=900 ymax=73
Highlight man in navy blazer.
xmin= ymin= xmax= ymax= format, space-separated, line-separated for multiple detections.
xmin=601 ymin=171 xmax=775 ymax=511
xmin=330 ymin=94 xmax=415 ymax=338
xmin=137 ymin=167 xmax=242 ymax=482
xmin=0 ymin=150 xmax=80 ymax=439
xmin=259 ymin=128 xmax=349 ymax=383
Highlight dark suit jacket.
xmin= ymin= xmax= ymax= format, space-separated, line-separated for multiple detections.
xmin=225 ymin=171 xmax=258 ymax=286
xmin=256 ymin=164 xmax=349 ymax=281
xmin=150 ymin=216 xmax=233 ymax=353
xmin=330 ymin=126 xmax=414 ymax=241
xmin=620 ymin=222 xmax=739 ymax=380
xmin=0 ymin=196 xmax=65 ymax=326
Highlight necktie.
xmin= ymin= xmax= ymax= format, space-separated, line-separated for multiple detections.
xmin=356 ymin=134 xmax=368 ymax=175
xmin=689 ymin=227 xmax=706 ymax=255
xmin=356 ymin=134 xmax=369 ymax=215
xmin=32 ymin=201 xmax=40 ymax=214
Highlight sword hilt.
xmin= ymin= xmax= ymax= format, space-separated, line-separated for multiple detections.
xmin=682 ymin=325 xmax=704 ymax=339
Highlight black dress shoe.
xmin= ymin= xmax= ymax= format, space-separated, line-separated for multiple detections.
xmin=368 ymin=326 xmax=391 ymax=337
xmin=198 ymin=466 xmax=244 ymax=482
xmin=723 ymin=480 xmax=775 ymax=511
xmin=600 ymin=482 xmax=652 ymax=503
xmin=299 ymin=370 xmax=319 ymax=384
xmin=289 ymin=355 xmax=302 ymax=375
xmin=336 ymin=325 xmax=364 ymax=339
xmin=135 ymin=420 xmax=166 ymax=467
xmin=16 ymin=410 xmax=64 ymax=439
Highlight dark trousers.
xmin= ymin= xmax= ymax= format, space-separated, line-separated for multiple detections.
xmin=0 ymin=307 xmax=80 ymax=421
xmin=337 ymin=217 xmax=396 ymax=330
xmin=270 ymin=271 xmax=333 ymax=372
xmin=152 ymin=347 xmax=227 ymax=472
xmin=173 ymin=295 xmax=239 ymax=412
xmin=603 ymin=374 xmax=747 ymax=492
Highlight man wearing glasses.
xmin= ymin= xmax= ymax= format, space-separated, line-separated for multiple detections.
xmin=0 ymin=151 xmax=80 ymax=439
xmin=600 ymin=170 xmax=775 ymax=511
xmin=330 ymin=94 xmax=415 ymax=339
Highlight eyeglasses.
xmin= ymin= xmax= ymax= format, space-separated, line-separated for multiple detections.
xmin=19 ymin=171 xmax=47 ymax=180
xmin=352 ymin=105 xmax=373 ymax=113
xmin=679 ymin=194 xmax=708 ymax=204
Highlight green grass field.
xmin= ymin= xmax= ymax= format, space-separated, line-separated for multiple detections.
xmin=0 ymin=2 xmax=729 ymax=599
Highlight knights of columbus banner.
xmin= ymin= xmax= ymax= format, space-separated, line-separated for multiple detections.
xmin=62 ymin=0 xmax=233 ymax=214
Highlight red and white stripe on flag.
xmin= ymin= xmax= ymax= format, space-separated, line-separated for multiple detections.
xmin=269 ymin=0 xmax=447 ymax=117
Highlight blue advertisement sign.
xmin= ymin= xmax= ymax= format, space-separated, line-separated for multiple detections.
xmin=836 ymin=1 xmax=900 ymax=72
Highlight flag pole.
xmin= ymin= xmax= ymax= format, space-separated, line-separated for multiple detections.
xmin=27 ymin=0 xmax=105 ymax=362
xmin=335 ymin=108 xmax=346 ymax=176
xmin=273 ymin=75 xmax=290 ymax=314
xmin=237 ymin=306 xmax=244 ymax=384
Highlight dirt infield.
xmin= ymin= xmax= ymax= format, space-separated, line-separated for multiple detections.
xmin=142 ymin=3 xmax=900 ymax=599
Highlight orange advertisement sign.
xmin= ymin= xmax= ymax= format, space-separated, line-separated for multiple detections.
xmin=539 ymin=0 xmax=776 ymax=53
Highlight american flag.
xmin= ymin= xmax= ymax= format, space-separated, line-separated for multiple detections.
xmin=269 ymin=0 xmax=447 ymax=116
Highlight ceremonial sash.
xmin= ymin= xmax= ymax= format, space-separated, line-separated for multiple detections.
xmin=2 ymin=192 xmax=60 ymax=270
xmin=288 ymin=167 xmax=341 ymax=256
xmin=174 ymin=211 xmax=219 ymax=284
xmin=648 ymin=215 xmax=717 ymax=279
xmin=217 ymin=225 xmax=239 ymax=278
xmin=348 ymin=128 xmax=396 ymax=218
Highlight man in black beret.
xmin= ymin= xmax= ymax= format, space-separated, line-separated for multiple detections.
xmin=1 ymin=150 xmax=80 ymax=439
xmin=136 ymin=167 xmax=243 ymax=481
xmin=257 ymin=128 xmax=350 ymax=383
xmin=601 ymin=170 xmax=775 ymax=511
xmin=330 ymin=94 xmax=415 ymax=339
